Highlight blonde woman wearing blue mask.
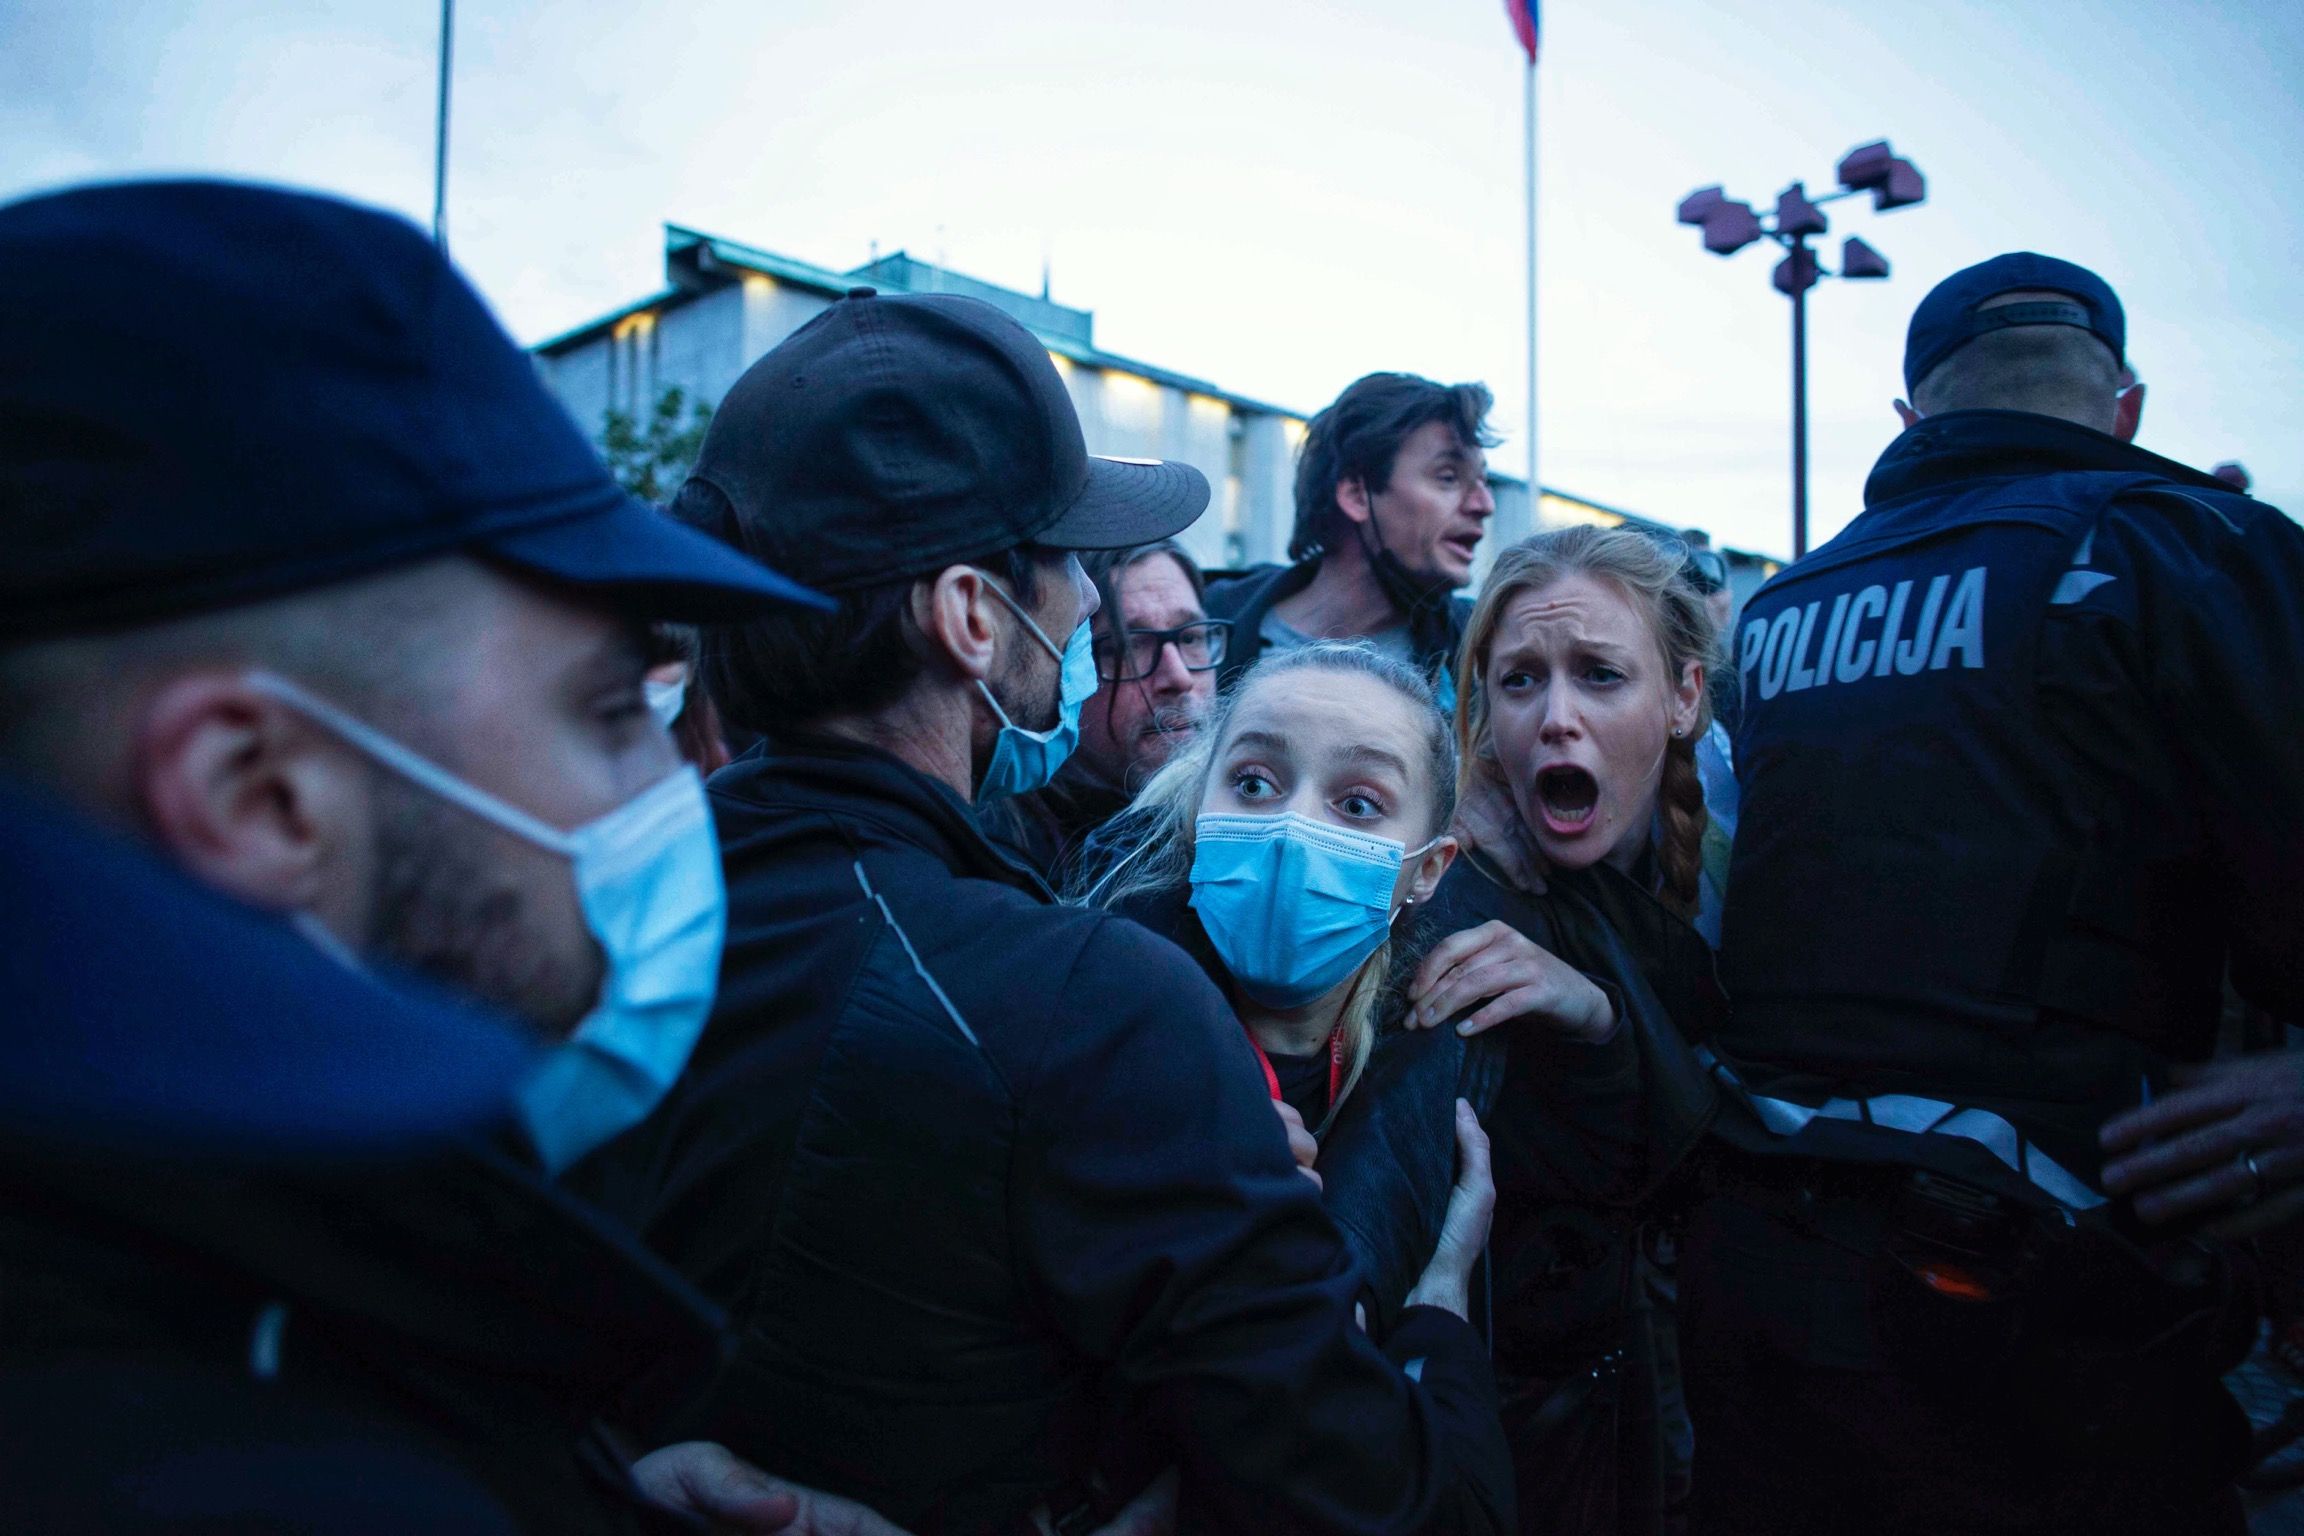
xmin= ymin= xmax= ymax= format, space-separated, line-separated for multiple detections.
xmin=1088 ymin=644 xmax=1468 ymax=1130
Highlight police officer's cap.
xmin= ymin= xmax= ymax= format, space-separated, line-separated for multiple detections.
xmin=0 ymin=179 xmax=829 ymax=640
xmin=1903 ymin=252 xmax=2126 ymax=395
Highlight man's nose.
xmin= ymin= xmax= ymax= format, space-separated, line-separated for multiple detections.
xmin=1147 ymin=640 xmax=1195 ymax=696
xmin=1466 ymin=478 xmax=1496 ymax=517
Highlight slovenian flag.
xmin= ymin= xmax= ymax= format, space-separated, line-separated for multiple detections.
xmin=1503 ymin=0 xmax=1539 ymax=62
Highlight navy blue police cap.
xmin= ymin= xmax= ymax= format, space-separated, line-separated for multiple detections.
xmin=0 ymin=179 xmax=827 ymax=639
xmin=0 ymin=775 xmax=536 ymax=1160
xmin=1903 ymin=252 xmax=2126 ymax=394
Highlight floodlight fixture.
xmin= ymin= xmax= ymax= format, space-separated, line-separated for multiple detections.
xmin=1842 ymin=236 xmax=1890 ymax=279
xmin=1677 ymin=186 xmax=1726 ymax=224
xmin=1772 ymin=245 xmax=1821 ymax=297
xmin=1775 ymin=183 xmax=1829 ymax=239
xmin=1875 ymin=158 xmax=1927 ymax=211
xmin=1673 ymin=138 xmax=1929 ymax=559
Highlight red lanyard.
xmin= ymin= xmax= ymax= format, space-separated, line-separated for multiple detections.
xmin=1245 ymin=1025 xmax=1345 ymax=1111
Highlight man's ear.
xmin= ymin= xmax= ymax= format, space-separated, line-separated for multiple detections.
xmin=915 ymin=566 xmax=1003 ymax=683
xmin=1335 ymin=476 xmax=1375 ymax=530
xmin=1892 ymin=398 xmax=1923 ymax=429
xmin=1669 ymin=659 xmax=1705 ymax=741
xmin=1408 ymin=835 xmax=1459 ymax=905
xmin=132 ymin=674 xmax=363 ymax=917
xmin=2113 ymin=377 xmax=2145 ymax=443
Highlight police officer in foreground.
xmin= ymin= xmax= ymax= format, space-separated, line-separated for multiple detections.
xmin=0 ymin=179 xmax=898 ymax=1533
xmin=1692 ymin=253 xmax=2304 ymax=1534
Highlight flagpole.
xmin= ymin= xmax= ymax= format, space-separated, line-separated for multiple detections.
xmin=432 ymin=0 xmax=454 ymax=250
xmin=1522 ymin=53 xmax=1539 ymax=535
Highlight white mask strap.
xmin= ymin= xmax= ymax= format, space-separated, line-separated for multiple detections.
xmin=247 ymin=671 xmax=576 ymax=856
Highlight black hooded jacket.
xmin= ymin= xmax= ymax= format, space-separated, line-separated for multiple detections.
xmin=607 ymin=735 xmax=1512 ymax=1536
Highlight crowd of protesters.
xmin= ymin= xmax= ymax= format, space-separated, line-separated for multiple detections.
xmin=3 ymin=176 xmax=2302 ymax=1536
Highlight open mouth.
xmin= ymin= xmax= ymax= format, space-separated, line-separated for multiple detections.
xmin=1534 ymin=765 xmax=1600 ymax=835
xmin=1442 ymin=533 xmax=1483 ymax=564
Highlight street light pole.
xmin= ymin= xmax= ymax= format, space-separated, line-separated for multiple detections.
xmin=433 ymin=0 xmax=454 ymax=250
xmin=1790 ymin=236 xmax=1809 ymax=558
xmin=1676 ymin=142 xmax=1924 ymax=562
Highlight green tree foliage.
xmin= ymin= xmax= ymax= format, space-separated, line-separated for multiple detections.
xmin=600 ymin=386 xmax=714 ymax=503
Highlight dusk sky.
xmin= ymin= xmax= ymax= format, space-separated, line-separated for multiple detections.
xmin=8 ymin=0 xmax=2297 ymax=556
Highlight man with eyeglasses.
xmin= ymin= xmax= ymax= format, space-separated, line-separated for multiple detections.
xmin=987 ymin=539 xmax=1229 ymax=880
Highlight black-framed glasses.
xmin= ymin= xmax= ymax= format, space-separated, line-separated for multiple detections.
xmin=1095 ymin=619 xmax=1232 ymax=682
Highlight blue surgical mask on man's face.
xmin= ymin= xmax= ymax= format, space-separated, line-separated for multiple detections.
xmin=248 ymin=671 xmax=725 ymax=1175
xmin=975 ymin=569 xmax=1097 ymax=802
xmin=1188 ymin=811 xmax=1439 ymax=1009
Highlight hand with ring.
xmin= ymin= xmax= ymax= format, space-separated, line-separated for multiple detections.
xmin=2099 ymin=1050 xmax=2304 ymax=1239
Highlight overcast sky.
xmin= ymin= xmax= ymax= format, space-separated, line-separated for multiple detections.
xmin=8 ymin=0 xmax=2298 ymax=555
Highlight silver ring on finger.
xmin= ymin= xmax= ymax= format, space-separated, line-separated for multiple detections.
xmin=2241 ymin=1149 xmax=2267 ymax=1204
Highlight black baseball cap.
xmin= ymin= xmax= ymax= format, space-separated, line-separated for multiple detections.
xmin=1903 ymin=252 xmax=2126 ymax=394
xmin=0 ymin=179 xmax=827 ymax=641
xmin=688 ymin=291 xmax=1210 ymax=595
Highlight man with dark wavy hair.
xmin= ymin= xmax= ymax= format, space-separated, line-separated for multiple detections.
xmin=1207 ymin=372 xmax=1498 ymax=712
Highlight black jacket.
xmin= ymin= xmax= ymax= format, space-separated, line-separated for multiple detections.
xmin=0 ymin=781 xmax=718 ymax=1535
xmin=1204 ymin=560 xmax=1473 ymax=695
xmin=0 ymin=1136 xmax=725 ymax=1535
xmin=1318 ymin=857 xmax=1722 ymax=1356
xmin=612 ymin=735 xmax=1512 ymax=1536
xmin=1719 ymin=411 xmax=2304 ymax=1189
xmin=976 ymin=773 xmax=1129 ymax=887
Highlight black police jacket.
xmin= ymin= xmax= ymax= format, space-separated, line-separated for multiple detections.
xmin=611 ymin=735 xmax=1513 ymax=1536
xmin=0 ymin=1140 xmax=725 ymax=1535
xmin=1719 ymin=410 xmax=2304 ymax=1195
xmin=0 ymin=780 xmax=718 ymax=1534
xmin=1205 ymin=560 xmax=1473 ymax=696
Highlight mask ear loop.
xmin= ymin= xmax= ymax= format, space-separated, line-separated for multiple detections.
xmin=246 ymin=670 xmax=576 ymax=856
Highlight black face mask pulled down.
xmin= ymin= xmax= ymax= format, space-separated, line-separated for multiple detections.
xmin=1353 ymin=497 xmax=1454 ymax=625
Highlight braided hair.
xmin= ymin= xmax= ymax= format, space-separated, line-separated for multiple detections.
xmin=1453 ymin=525 xmax=1726 ymax=919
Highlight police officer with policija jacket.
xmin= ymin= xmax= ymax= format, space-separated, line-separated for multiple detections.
xmin=1687 ymin=253 xmax=2304 ymax=1535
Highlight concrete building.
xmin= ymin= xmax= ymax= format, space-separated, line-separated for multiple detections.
xmin=532 ymin=222 xmax=1780 ymax=600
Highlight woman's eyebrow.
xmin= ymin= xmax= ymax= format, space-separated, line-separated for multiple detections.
xmin=1336 ymin=743 xmax=1413 ymax=781
xmin=1226 ymin=729 xmax=1290 ymax=757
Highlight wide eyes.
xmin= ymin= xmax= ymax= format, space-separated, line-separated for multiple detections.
xmin=1227 ymin=768 xmax=1386 ymax=821
xmin=1231 ymin=769 xmax=1278 ymax=801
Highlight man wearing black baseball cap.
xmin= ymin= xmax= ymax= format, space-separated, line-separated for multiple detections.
xmin=1686 ymin=251 xmax=2304 ymax=1531
xmin=600 ymin=292 xmax=1513 ymax=1533
xmin=0 ymin=178 xmax=907 ymax=1533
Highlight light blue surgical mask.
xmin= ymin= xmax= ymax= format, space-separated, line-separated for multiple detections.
xmin=645 ymin=672 xmax=688 ymax=732
xmin=1188 ymin=811 xmax=1439 ymax=1009
xmin=248 ymin=671 xmax=726 ymax=1175
xmin=976 ymin=577 xmax=1097 ymax=802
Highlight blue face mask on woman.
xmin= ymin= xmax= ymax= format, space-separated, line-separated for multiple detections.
xmin=976 ymin=577 xmax=1098 ymax=802
xmin=249 ymin=671 xmax=726 ymax=1175
xmin=1188 ymin=811 xmax=1439 ymax=1009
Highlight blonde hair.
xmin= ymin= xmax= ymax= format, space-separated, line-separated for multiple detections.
xmin=1082 ymin=641 xmax=1457 ymax=1127
xmin=1453 ymin=526 xmax=1725 ymax=918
